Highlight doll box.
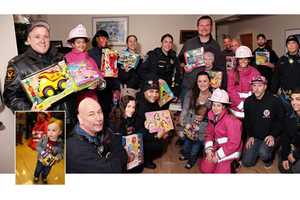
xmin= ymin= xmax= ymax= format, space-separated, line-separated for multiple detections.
xmin=122 ymin=133 xmax=144 ymax=170
xmin=184 ymin=47 xmax=205 ymax=70
xmin=118 ymin=50 xmax=140 ymax=72
xmin=145 ymin=110 xmax=174 ymax=138
xmin=208 ymin=70 xmax=222 ymax=89
xmin=255 ymin=51 xmax=270 ymax=65
xmin=101 ymin=48 xmax=119 ymax=77
xmin=158 ymin=79 xmax=174 ymax=107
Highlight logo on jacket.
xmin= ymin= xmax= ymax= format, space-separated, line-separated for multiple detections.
xmin=6 ymin=66 xmax=16 ymax=81
xmin=262 ymin=109 xmax=271 ymax=118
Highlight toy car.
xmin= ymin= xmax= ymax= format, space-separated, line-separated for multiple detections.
xmin=38 ymin=71 xmax=67 ymax=98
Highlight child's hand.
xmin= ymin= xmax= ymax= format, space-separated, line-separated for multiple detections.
xmin=206 ymin=150 xmax=214 ymax=162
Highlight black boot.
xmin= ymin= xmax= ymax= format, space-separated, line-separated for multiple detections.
xmin=144 ymin=161 xmax=157 ymax=169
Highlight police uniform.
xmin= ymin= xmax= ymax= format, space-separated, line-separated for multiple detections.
xmin=138 ymin=47 xmax=182 ymax=97
xmin=3 ymin=46 xmax=64 ymax=111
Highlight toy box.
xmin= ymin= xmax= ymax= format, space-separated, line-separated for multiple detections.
xmin=21 ymin=60 xmax=101 ymax=110
xmin=39 ymin=150 xmax=56 ymax=166
xmin=122 ymin=133 xmax=144 ymax=170
xmin=225 ymin=56 xmax=237 ymax=70
xmin=255 ymin=51 xmax=270 ymax=65
xmin=158 ymin=79 xmax=174 ymax=107
xmin=67 ymin=61 xmax=101 ymax=90
xmin=145 ymin=110 xmax=174 ymax=138
xmin=101 ymin=48 xmax=119 ymax=77
xmin=208 ymin=70 xmax=222 ymax=89
xmin=118 ymin=50 xmax=140 ymax=72
xmin=184 ymin=47 xmax=205 ymax=71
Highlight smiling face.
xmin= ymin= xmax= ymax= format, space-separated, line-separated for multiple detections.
xmin=47 ymin=122 xmax=62 ymax=141
xmin=78 ymin=98 xmax=104 ymax=136
xmin=287 ymin=41 xmax=299 ymax=55
xmin=251 ymin=82 xmax=267 ymax=99
xmin=291 ymin=93 xmax=300 ymax=113
xmin=144 ymin=89 xmax=160 ymax=103
xmin=257 ymin=36 xmax=266 ymax=47
xmin=125 ymin=100 xmax=136 ymax=118
xmin=238 ymin=58 xmax=250 ymax=68
xmin=71 ymin=38 xmax=87 ymax=52
xmin=223 ymin=38 xmax=232 ymax=50
xmin=212 ymin=102 xmax=225 ymax=115
xmin=97 ymin=36 xmax=108 ymax=48
xmin=27 ymin=26 xmax=50 ymax=54
xmin=161 ymin=36 xmax=173 ymax=53
xmin=127 ymin=36 xmax=138 ymax=52
xmin=197 ymin=19 xmax=212 ymax=37
xmin=197 ymin=74 xmax=210 ymax=92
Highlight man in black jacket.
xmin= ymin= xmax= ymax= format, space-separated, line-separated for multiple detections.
xmin=252 ymin=33 xmax=279 ymax=90
xmin=278 ymin=89 xmax=300 ymax=173
xmin=178 ymin=15 xmax=226 ymax=100
xmin=66 ymin=96 xmax=127 ymax=173
xmin=271 ymin=35 xmax=300 ymax=116
xmin=242 ymin=75 xmax=284 ymax=168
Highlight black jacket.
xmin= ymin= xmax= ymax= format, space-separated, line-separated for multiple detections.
xmin=3 ymin=46 xmax=64 ymax=111
xmin=244 ymin=91 xmax=284 ymax=140
xmin=178 ymin=35 xmax=227 ymax=90
xmin=66 ymin=125 xmax=127 ymax=173
xmin=252 ymin=46 xmax=279 ymax=87
xmin=281 ymin=112 xmax=300 ymax=161
xmin=138 ymin=48 xmax=182 ymax=96
xmin=118 ymin=59 xmax=142 ymax=90
xmin=271 ymin=53 xmax=300 ymax=94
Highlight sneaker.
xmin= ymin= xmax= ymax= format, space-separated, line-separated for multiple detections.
xmin=42 ymin=178 xmax=48 ymax=184
xmin=179 ymin=155 xmax=188 ymax=161
xmin=33 ymin=177 xmax=39 ymax=183
xmin=185 ymin=163 xmax=193 ymax=169
xmin=264 ymin=161 xmax=273 ymax=169
xmin=144 ymin=161 xmax=157 ymax=169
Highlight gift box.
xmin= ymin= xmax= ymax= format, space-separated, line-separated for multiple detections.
xmin=21 ymin=60 xmax=102 ymax=110
xmin=207 ymin=70 xmax=222 ymax=89
xmin=122 ymin=133 xmax=144 ymax=170
xmin=225 ymin=56 xmax=237 ymax=70
xmin=184 ymin=47 xmax=205 ymax=70
xmin=255 ymin=51 xmax=270 ymax=65
xmin=158 ymin=79 xmax=174 ymax=107
xmin=101 ymin=48 xmax=119 ymax=77
xmin=118 ymin=50 xmax=140 ymax=72
xmin=145 ymin=110 xmax=174 ymax=138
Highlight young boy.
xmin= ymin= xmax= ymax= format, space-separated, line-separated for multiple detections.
xmin=33 ymin=117 xmax=64 ymax=184
xmin=179 ymin=105 xmax=208 ymax=169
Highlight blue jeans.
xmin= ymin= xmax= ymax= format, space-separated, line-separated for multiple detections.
xmin=34 ymin=160 xmax=52 ymax=179
xmin=242 ymin=138 xmax=274 ymax=167
xmin=182 ymin=138 xmax=204 ymax=160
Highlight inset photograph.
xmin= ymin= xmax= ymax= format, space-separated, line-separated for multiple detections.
xmin=15 ymin=111 xmax=65 ymax=185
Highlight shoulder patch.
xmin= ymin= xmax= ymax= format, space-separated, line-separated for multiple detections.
xmin=5 ymin=65 xmax=17 ymax=82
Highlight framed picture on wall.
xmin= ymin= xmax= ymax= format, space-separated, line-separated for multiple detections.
xmin=92 ymin=17 xmax=128 ymax=46
xmin=180 ymin=30 xmax=198 ymax=44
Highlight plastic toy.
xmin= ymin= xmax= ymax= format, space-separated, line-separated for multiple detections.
xmin=208 ymin=70 xmax=222 ymax=89
xmin=145 ymin=110 xmax=174 ymax=138
xmin=184 ymin=47 xmax=205 ymax=70
xmin=101 ymin=48 xmax=119 ymax=77
xmin=122 ymin=133 xmax=144 ymax=170
xmin=158 ymin=79 xmax=174 ymax=107
xmin=118 ymin=50 xmax=140 ymax=72
xmin=255 ymin=51 xmax=270 ymax=65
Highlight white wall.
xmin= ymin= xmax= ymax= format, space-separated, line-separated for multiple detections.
xmin=217 ymin=15 xmax=300 ymax=56
xmin=0 ymin=15 xmax=17 ymax=173
xmin=45 ymin=15 xmax=222 ymax=55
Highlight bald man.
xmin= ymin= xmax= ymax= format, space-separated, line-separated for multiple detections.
xmin=66 ymin=97 xmax=127 ymax=173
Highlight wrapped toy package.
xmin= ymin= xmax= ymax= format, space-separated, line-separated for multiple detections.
xmin=39 ymin=150 xmax=57 ymax=166
xmin=145 ymin=110 xmax=174 ymax=138
xmin=255 ymin=51 xmax=270 ymax=65
xmin=118 ymin=50 xmax=140 ymax=72
xmin=101 ymin=48 xmax=119 ymax=77
xmin=225 ymin=56 xmax=237 ymax=70
xmin=207 ymin=70 xmax=223 ymax=89
xmin=184 ymin=47 xmax=205 ymax=71
xmin=122 ymin=133 xmax=144 ymax=170
xmin=21 ymin=60 xmax=101 ymax=110
xmin=158 ymin=79 xmax=174 ymax=107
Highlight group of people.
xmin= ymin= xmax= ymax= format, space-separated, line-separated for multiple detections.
xmin=2 ymin=15 xmax=300 ymax=173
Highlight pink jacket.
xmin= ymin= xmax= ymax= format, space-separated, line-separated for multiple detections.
xmin=204 ymin=109 xmax=242 ymax=162
xmin=65 ymin=49 xmax=100 ymax=73
xmin=227 ymin=66 xmax=260 ymax=118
